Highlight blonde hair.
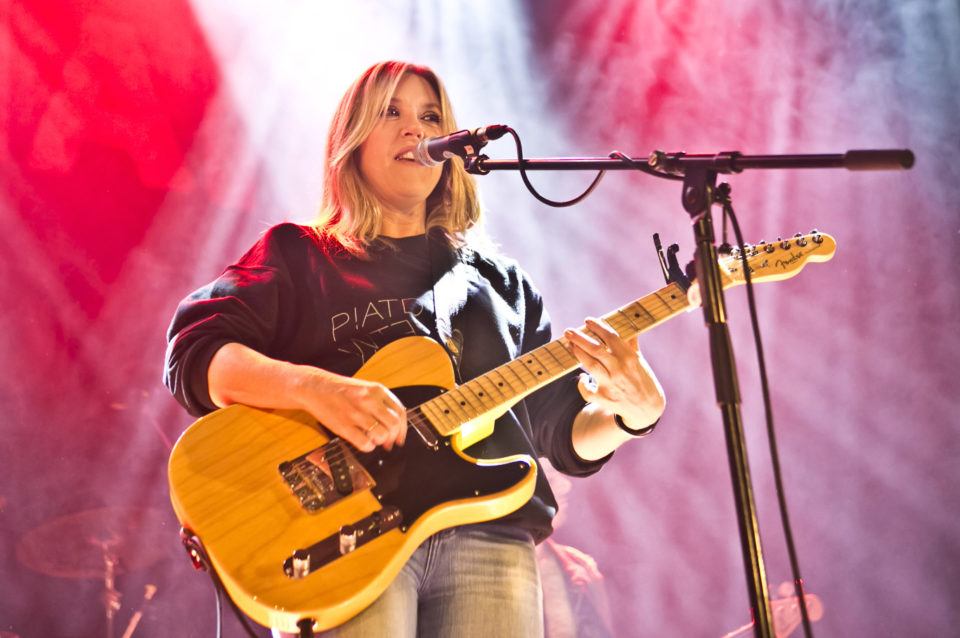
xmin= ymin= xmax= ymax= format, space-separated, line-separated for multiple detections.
xmin=313 ymin=61 xmax=483 ymax=254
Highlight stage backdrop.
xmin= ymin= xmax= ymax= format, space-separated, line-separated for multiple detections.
xmin=3 ymin=1 xmax=958 ymax=636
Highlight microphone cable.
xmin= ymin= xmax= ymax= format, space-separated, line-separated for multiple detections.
xmin=485 ymin=131 xmax=684 ymax=207
xmin=504 ymin=127 xmax=607 ymax=207
xmin=720 ymin=189 xmax=816 ymax=638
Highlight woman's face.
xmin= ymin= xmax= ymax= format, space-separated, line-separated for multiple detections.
xmin=356 ymin=73 xmax=445 ymax=221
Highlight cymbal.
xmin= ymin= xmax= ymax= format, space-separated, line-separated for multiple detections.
xmin=16 ymin=506 xmax=172 ymax=579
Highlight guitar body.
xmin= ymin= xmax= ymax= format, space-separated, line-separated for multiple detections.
xmin=168 ymin=337 xmax=537 ymax=633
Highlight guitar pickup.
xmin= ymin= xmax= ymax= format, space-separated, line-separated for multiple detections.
xmin=408 ymin=406 xmax=439 ymax=450
xmin=283 ymin=507 xmax=403 ymax=579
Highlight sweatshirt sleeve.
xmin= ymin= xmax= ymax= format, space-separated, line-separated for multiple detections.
xmin=516 ymin=271 xmax=613 ymax=478
xmin=163 ymin=224 xmax=299 ymax=416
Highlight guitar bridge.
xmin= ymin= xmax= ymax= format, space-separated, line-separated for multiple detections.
xmin=278 ymin=439 xmax=373 ymax=513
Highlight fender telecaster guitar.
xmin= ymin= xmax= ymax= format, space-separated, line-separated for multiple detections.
xmin=168 ymin=231 xmax=836 ymax=633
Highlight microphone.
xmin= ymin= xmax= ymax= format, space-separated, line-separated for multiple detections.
xmin=413 ymin=125 xmax=509 ymax=166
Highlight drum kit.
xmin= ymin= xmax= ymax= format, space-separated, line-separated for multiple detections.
xmin=13 ymin=506 xmax=169 ymax=638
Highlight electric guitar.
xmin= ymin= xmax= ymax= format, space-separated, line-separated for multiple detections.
xmin=168 ymin=231 xmax=836 ymax=633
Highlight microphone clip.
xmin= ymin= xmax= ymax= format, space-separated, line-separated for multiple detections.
xmin=463 ymin=154 xmax=490 ymax=175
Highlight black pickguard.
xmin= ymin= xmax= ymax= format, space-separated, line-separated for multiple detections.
xmin=355 ymin=385 xmax=531 ymax=530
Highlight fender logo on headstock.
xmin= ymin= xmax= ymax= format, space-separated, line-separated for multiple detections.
xmin=720 ymin=231 xmax=837 ymax=288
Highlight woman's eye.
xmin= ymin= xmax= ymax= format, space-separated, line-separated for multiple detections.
xmin=383 ymin=105 xmax=399 ymax=117
xmin=422 ymin=112 xmax=441 ymax=124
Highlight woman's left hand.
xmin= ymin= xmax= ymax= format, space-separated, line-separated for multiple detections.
xmin=563 ymin=317 xmax=665 ymax=429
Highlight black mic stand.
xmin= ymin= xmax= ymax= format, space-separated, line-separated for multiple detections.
xmin=467 ymin=147 xmax=914 ymax=638
xmin=680 ymin=162 xmax=774 ymax=636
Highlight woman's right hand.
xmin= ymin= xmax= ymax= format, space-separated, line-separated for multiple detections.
xmin=208 ymin=342 xmax=407 ymax=452
xmin=293 ymin=368 xmax=408 ymax=452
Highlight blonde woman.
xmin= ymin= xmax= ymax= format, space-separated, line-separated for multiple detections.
xmin=165 ymin=61 xmax=664 ymax=637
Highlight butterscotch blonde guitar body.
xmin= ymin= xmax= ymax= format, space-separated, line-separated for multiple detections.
xmin=168 ymin=337 xmax=537 ymax=633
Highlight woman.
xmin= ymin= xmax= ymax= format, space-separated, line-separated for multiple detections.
xmin=165 ymin=60 xmax=665 ymax=637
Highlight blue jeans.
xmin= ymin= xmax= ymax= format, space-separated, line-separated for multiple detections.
xmin=283 ymin=525 xmax=543 ymax=638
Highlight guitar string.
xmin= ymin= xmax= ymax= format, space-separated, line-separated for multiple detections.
xmin=282 ymin=248 xmax=784 ymax=498
xmin=424 ymin=291 xmax=683 ymax=434
xmin=299 ymin=246 xmax=786 ymax=483
xmin=418 ymin=280 xmax=693 ymax=435
xmin=409 ymin=271 xmax=696 ymax=434
xmin=422 ymin=230 xmax=680 ymax=433
xmin=322 ymin=250 xmax=746 ymax=447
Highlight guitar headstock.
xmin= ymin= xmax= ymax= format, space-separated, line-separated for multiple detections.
xmin=719 ymin=231 xmax=836 ymax=288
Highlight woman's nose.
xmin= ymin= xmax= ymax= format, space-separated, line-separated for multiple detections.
xmin=401 ymin=117 xmax=424 ymax=139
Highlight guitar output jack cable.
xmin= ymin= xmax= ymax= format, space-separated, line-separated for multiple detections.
xmin=180 ymin=527 xmax=263 ymax=638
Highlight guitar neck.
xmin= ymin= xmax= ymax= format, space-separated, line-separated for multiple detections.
xmin=419 ymin=281 xmax=691 ymax=437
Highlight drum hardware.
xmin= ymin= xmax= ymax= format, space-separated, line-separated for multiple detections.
xmin=16 ymin=507 xmax=168 ymax=638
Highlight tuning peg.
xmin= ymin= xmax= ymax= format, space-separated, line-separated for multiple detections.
xmin=794 ymin=232 xmax=808 ymax=247
xmin=778 ymin=236 xmax=790 ymax=250
xmin=811 ymin=229 xmax=824 ymax=244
